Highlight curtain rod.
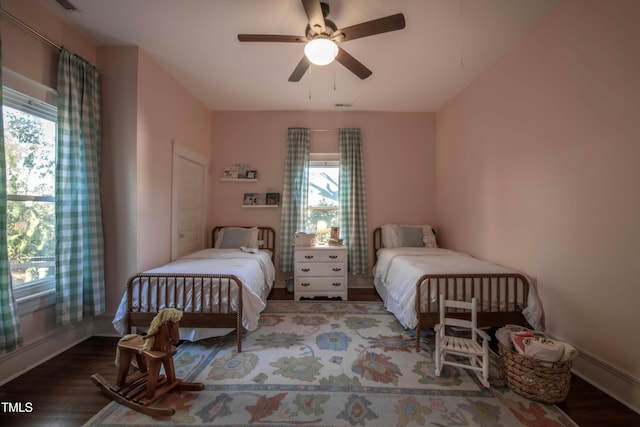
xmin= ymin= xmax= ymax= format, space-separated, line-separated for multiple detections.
xmin=310 ymin=128 xmax=338 ymax=132
xmin=2 ymin=9 xmax=62 ymax=51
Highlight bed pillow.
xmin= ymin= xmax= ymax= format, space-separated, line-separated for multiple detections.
xmin=397 ymin=225 xmax=425 ymax=247
xmin=215 ymin=227 xmax=259 ymax=249
xmin=381 ymin=224 xmax=399 ymax=248
xmin=422 ymin=226 xmax=438 ymax=248
xmin=381 ymin=224 xmax=438 ymax=248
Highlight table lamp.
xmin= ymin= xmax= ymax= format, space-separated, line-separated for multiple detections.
xmin=316 ymin=220 xmax=328 ymax=245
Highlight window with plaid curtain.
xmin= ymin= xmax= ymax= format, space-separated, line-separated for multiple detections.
xmin=0 ymin=33 xmax=23 ymax=354
xmin=339 ymin=128 xmax=368 ymax=274
xmin=55 ymin=48 xmax=105 ymax=325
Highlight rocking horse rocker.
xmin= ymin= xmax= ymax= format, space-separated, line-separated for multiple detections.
xmin=91 ymin=308 xmax=204 ymax=417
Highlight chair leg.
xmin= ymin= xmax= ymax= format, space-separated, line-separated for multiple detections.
xmin=434 ymin=341 xmax=441 ymax=376
xmin=482 ymin=344 xmax=490 ymax=388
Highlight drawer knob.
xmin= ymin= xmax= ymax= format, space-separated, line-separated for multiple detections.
xmin=329 ymin=255 xmax=338 ymax=259
xmin=332 ymin=267 xmax=342 ymax=272
xmin=332 ymin=282 xmax=341 ymax=286
xmin=301 ymin=268 xmax=310 ymax=272
xmin=304 ymin=255 xmax=314 ymax=259
xmin=301 ymin=282 xmax=310 ymax=287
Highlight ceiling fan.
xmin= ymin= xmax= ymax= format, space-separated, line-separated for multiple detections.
xmin=237 ymin=0 xmax=405 ymax=82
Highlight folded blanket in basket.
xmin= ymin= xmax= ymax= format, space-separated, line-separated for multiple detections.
xmin=511 ymin=331 xmax=577 ymax=363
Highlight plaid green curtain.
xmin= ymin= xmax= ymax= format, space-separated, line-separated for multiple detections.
xmin=339 ymin=128 xmax=368 ymax=274
xmin=279 ymin=128 xmax=310 ymax=272
xmin=0 ymin=33 xmax=23 ymax=354
xmin=55 ymin=48 xmax=105 ymax=325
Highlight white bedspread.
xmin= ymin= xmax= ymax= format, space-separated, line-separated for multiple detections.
xmin=113 ymin=248 xmax=275 ymax=340
xmin=373 ymin=248 xmax=542 ymax=330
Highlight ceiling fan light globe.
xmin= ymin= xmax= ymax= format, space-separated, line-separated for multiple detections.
xmin=304 ymin=38 xmax=338 ymax=66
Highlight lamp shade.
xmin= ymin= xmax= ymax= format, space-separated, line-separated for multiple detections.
xmin=316 ymin=220 xmax=328 ymax=234
xmin=304 ymin=38 xmax=338 ymax=66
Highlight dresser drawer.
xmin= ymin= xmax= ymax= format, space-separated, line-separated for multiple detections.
xmin=295 ymin=262 xmax=345 ymax=277
xmin=295 ymin=277 xmax=346 ymax=292
xmin=295 ymin=249 xmax=346 ymax=263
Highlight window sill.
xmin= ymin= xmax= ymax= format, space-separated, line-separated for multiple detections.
xmin=15 ymin=280 xmax=55 ymax=316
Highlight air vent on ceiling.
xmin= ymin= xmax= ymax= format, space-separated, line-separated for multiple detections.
xmin=55 ymin=0 xmax=78 ymax=11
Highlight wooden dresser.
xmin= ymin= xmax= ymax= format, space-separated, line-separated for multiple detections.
xmin=294 ymin=245 xmax=348 ymax=301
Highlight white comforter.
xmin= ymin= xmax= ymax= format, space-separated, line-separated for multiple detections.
xmin=373 ymin=248 xmax=542 ymax=330
xmin=113 ymin=248 xmax=275 ymax=340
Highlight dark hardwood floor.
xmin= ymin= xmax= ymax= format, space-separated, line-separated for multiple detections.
xmin=1 ymin=288 xmax=638 ymax=426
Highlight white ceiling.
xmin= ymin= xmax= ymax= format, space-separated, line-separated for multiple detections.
xmin=40 ymin=0 xmax=564 ymax=112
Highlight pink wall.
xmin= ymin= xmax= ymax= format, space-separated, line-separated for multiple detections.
xmin=209 ymin=111 xmax=436 ymax=274
xmin=436 ymin=0 xmax=640 ymax=387
xmin=2 ymin=0 xmax=96 ymax=88
xmin=99 ymin=47 xmax=213 ymax=313
xmin=135 ymin=49 xmax=212 ymax=271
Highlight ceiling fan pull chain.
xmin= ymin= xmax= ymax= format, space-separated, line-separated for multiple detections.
xmin=333 ymin=67 xmax=336 ymax=91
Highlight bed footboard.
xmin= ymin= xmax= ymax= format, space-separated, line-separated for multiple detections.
xmin=125 ymin=273 xmax=244 ymax=352
xmin=415 ymin=273 xmax=531 ymax=351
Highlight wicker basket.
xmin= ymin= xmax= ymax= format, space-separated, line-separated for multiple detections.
xmin=499 ymin=343 xmax=572 ymax=403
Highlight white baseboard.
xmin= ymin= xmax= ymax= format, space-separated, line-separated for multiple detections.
xmin=0 ymin=318 xmax=94 ymax=386
xmin=571 ymin=346 xmax=640 ymax=415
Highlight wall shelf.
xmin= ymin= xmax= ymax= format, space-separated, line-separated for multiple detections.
xmin=221 ymin=178 xmax=257 ymax=182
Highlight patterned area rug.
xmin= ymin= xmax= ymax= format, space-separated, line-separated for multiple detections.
xmin=85 ymin=301 xmax=577 ymax=426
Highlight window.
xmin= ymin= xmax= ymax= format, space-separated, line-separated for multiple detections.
xmin=306 ymin=153 xmax=339 ymax=233
xmin=3 ymin=86 xmax=57 ymax=302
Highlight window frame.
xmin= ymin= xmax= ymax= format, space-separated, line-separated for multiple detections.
xmin=306 ymin=153 xmax=340 ymax=232
xmin=2 ymin=79 xmax=58 ymax=313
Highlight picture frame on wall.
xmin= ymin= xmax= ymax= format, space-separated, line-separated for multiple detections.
xmin=243 ymin=193 xmax=265 ymax=205
xmin=330 ymin=227 xmax=340 ymax=240
xmin=223 ymin=165 xmax=237 ymax=179
xmin=266 ymin=192 xmax=280 ymax=205
xmin=238 ymin=164 xmax=249 ymax=178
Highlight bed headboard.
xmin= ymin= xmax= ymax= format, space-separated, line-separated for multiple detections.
xmin=211 ymin=226 xmax=276 ymax=261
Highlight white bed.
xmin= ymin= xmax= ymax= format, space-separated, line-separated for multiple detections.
xmin=112 ymin=226 xmax=275 ymax=351
xmin=372 ymin=225 xmax=542 ymax=350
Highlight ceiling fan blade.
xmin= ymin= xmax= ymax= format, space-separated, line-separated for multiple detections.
xmin=302 ymin=0 xmax=325 ymax=34
xmin=337 ymin=13 xmax=405 ymax=42
xmin=335 ymin=47 xmax=372 ymax=80
xmin=238 ymin=34 xmax=306 ymax=43
xmin=288 ymin=56 xmax=311 ymax=82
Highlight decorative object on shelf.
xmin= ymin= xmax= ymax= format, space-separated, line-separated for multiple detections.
xmin=243 ymin=192 xmax=266 ymax=205
xmin=266 ymin=192 xmax=280 ymax=205
xmin=316 ymin=220 xmax=328 ymax=245
xmin=222 ymin=164 xmax=256 ymax=180
xmin=238 ymin=163 xmax=249 ymax=178
xmin=223 ymin=165 xmax=239 ymax=179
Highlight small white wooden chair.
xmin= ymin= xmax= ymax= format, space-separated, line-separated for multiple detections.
xmin=434 ymin=295 xmax=491 ymax=388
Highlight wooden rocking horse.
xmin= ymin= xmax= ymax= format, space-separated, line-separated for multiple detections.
xmin=91 ymin=308 xmax=204 ymax=417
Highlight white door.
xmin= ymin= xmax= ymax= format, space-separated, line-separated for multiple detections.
xmin=171 ymin=142 xmax=208 ymax=260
